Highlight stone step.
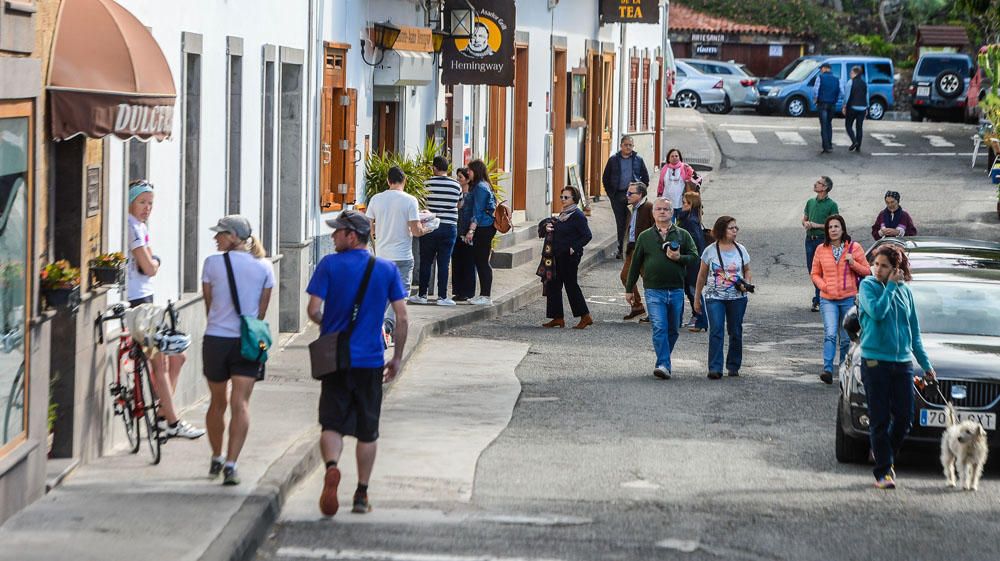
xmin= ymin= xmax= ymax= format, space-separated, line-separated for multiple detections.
xmin=494 ymin=220 xmax=538 ymax=250
xmin=491 ymin=238 xmax=537 ymax=269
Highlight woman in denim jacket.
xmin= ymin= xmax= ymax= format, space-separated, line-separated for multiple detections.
xmin=461 ymin=159 xmax=496 ymax=305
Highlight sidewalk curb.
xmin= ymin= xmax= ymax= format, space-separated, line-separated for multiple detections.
xmin=206 ymin=231 xmax=618 ymax=561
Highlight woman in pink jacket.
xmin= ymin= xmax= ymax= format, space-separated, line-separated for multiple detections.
xmin=811 ymin=215 xmax=870 ymax=385
xmin=656 ymin=148 xmax=698 ymax=217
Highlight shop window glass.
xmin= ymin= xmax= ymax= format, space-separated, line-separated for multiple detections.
xmin=0 ymin=115 xmax=28 ymax=447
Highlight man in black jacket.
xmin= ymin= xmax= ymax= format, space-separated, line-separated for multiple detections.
xmin=841 ymin=65 xmax=869 ymax=152
xmin=601 ymin=135 xmax=650 ymax=259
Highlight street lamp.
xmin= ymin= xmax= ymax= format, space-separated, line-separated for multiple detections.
xmin=361 ymin=20 xmax=401 ymax=66
xmin=432 ymin=29 xmax=449 ymax=54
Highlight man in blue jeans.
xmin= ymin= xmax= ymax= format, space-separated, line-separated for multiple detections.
xmin=624 ymin=198 xmax=698 ymax=379
xmin=812 ymin=62 xmax=841 ymax=154
xmin=411 ymin=156 xmax=462 ymax=306
xmin=802 ymin=176 xmax=838 ymax=312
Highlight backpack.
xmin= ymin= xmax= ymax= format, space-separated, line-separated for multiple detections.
xmin=493 ymin=200 xmax=513 ymax=234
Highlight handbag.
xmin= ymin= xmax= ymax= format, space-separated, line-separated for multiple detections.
xmin=309 ymin=255 xmax=376 ymax=380
xmin=223 ymin=252 xmax=273 ymax=364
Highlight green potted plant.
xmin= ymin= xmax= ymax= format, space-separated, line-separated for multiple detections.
xmin=978 ymin=44 xmax=1000 ymax=217
xmin=39 ymin=260 xmax=81 ymax=308
xmin=88 ymin=252 xmax=126 ymax=286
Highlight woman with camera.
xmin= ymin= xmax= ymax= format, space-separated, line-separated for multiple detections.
xmin=811 ymin=215 xmax=870 ymax=385
xmin=540 ymin=186 xmax=593 ymax=329
xmin=694 ymin=216 xmax=752 ymax=379
xmin=624 ymin=198 xmax=698 ymax=379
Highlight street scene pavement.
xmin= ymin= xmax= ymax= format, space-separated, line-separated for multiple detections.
xmin=257 ymin=112 xmax=1000 ymax=561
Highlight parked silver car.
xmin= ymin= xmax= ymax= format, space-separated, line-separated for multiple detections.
xmin=680 ymin=58 xmax=760 ymax=114
xmin=669 ymin=60 xmax=726 ymax=110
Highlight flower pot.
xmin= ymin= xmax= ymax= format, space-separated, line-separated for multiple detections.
xmin=91 ymin=266 xmax=123 ymax=286
xmin=43 ymin=286 xmax=80 ymax=309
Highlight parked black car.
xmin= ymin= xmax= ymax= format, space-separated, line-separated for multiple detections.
xmin=836 ymin=239 xmax=1000 ymax=463
xmin=909 ymin=53 xmax=975 ymax=123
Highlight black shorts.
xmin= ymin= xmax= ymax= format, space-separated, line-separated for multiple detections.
xmin=319 ymin=368 xmax=383 ymax=442
xmin=202 ymin=335 xmax=265 ymax=382
xmin=129 ymin=295 xmax=154 ymax=308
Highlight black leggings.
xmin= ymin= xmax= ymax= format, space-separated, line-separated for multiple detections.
xmin=472 ymin=225 xmax=496 ymax=297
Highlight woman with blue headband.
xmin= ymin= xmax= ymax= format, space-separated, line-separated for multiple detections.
xmin=127 ymin=179 xmax=205 ymax=441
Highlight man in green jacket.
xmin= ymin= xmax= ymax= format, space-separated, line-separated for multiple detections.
xmin=625 ymin=198 xmax=698 ymax=379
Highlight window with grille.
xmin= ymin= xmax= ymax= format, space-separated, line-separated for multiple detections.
xmin=641 ymin=58 xmax=651 ymax=130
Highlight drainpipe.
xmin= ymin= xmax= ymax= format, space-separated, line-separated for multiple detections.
xmin=660 ymin=0 xmax=670 ymax=160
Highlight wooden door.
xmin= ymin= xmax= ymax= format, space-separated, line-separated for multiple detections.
xmin=487 ymin=85 xmax=507 ymax=171
xmin=320 ymin=86 xmax=335 ymax=209
xmin=512 ymin=45 xmax=529 ymax=210
xmin=599 ymin=53 xmax=615 ymax=187
xmin=551 ymin=48 xmax=567 ymax=213
xmin=374 ymin=102 xmax=397 ymax=155
xmin=320 ymin=45 xmax=352 ymax=211
xmin=586 ymin=51 xmax=602 ymax=198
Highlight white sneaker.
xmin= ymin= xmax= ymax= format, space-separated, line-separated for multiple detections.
xmin=468 ymin=296 xmax=493 ymax=306
xmin=437 ymin=298 xmax=457 ymax=306
xmin=407 ymin=295 xmax=428 ymax=304
xmin=163 ymin=419 xmax=206 ymax=439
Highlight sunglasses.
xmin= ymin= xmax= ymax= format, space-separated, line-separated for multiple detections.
xmin=559 ymin=195 xmax=572 ymax=200
xmin=626 ymin=191 xmax=639 ymax=196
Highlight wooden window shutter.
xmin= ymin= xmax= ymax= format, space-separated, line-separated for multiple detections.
xmin=641 ymin=58 xmax=651 ymax=131
xmin=487 ymin=86 xmax=507 ymax=171
xmin=339 ymin=89 xmax=358 ymax=206
xmin=628 ymin=56 xmax=639 ymax=132
xmin=320 ymin=85 xmax=336 ymax=210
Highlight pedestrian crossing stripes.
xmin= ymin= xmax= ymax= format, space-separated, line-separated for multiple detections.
xmin=774 ymin=131 xmax=806 ymax=145
xmin=719 ymin=127 xmax=974 ymax=154
xmin=922 ymin=135 xmax=955 ymax=147
xmin=726 ymin=129 xmax=757 ymax=144
xmin=870 ymin=133 xmax=904 ymax=147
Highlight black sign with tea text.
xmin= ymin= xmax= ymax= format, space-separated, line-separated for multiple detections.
xmin=600 ymin=0 xmax=659 ymax=24
xmin=441 ymin=0 xmax=516 ymax=86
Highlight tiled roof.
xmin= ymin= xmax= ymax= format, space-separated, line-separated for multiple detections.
xmin=916 ymin=25 xmax=970 ymax=46
xmin=670 ymin=3 xmax=793 ymax=36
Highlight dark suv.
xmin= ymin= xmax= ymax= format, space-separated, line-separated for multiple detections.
xmin=910 ymin=53 xmax=974 ymax=122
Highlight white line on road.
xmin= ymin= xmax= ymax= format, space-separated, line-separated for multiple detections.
xmin=871 ymin=133 xmax=904 ymax=147
xmin=726 ymin=129 xmax=758 ymax=144
xmin=832 ymin=133 xmax=852 ymax=147
xmin=275 ymin=547 xmax=567 ymax=561
xmin=922 ymin=134 xmax=955 ymax=147
xmin=774 ymin=131 xmax=806 ymax=145
xmin=719 ymin=123 xmax=814 ymax=129
xmin=871 ymin=152 xmax=980 ymax=157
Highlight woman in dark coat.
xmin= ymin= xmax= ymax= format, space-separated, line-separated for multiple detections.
xmin=871 ymin=190 xmax=917 ymax=240
xmin=539 ymin=186 xmax=593 ymax=329
xmin=676 ymin=191 xmax=708 ymax=331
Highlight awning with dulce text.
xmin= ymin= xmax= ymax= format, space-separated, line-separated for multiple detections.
xmin=47 ymin=0 xmax=176 ymax=141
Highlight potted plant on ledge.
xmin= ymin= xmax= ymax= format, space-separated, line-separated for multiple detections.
xmin=89 ymin=252 xmax=126 ymax=286
xmin=40 ymin=260 xmax=81 ymax=309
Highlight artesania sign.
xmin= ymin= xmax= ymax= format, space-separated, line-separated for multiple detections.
xmin=600 ymin=0 xmax=659 ymax=24
xmin=441 ymin=0 xmax=516 ymax=86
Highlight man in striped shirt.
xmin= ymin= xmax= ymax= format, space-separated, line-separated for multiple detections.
xmin=411 ymin=156 xmax=462 ymax=306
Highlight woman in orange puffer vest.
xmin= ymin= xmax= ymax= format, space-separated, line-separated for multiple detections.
xmin=811 ymin=214 xmax=871 ymax=384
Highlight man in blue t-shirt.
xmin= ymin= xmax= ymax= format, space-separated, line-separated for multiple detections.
xmin=306 ymin=210 xmax=407 ymax=517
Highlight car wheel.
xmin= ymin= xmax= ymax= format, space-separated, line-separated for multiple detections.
xmin=675 ymin=90 xmax=700 ymax=109
xmin=934 ymin=70 xmax=963 ymax=100
xmin=868 ymin=98 xmax=886 ymax=121
xmin=706 ymin=95 xmax=733 ymax=114
xmin=785 ymin=96 xmax=807 ymax=117
xmin=835 ymin=401 xmax=870 ymax=464
xmin=910 ymin=108 xmax=924 ymax=122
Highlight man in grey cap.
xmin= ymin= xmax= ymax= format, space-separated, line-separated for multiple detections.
xmin=306 ymin=210 xmax=408 ymax=517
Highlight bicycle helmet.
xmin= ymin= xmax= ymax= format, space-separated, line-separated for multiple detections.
xmin=153 ymin=329 xmax=191 ymax=355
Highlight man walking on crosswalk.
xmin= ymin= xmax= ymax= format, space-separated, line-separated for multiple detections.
xmin=812 ymin=62 xmax=840 ymax=154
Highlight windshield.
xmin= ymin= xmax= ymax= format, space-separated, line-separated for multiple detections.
xmin=774 ymin=58 xmax=804 ymax=79
xmin=785 ymin=59 xmax=821 ymax=81
xmin=911 ymin=281 xmax=1000 ymax=337
xmin=916 ymin=57 xmax=970 ymax=78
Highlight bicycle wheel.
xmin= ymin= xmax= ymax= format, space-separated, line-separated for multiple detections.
xmin=114 ymin=353 xmax=140 ymax=453
xmin=3 ymin=363 xmax=25 ymax=441
xmin=136 ymin=355 xmax=161 ymax=465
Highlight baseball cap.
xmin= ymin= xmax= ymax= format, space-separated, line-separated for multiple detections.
xmin=325 ymin=209 xmax=371 ymax=237
xmin=209 ymin=215 xmax=252 ymax=240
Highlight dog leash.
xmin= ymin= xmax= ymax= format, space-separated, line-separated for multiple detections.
xmin=915 ymin=375 xmax=950 ymax=405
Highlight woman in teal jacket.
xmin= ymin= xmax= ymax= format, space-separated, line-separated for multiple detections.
xmin=857 ymin=244 xmax=936 ymax=490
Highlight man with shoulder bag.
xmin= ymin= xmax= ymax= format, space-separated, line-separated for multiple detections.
xmin=305 ymin=210 xmax=408 ymax=517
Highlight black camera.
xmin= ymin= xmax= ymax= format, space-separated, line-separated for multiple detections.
xmin=734 ymin=278 xmax=755 ymax=293
xmin=661 ymin=240 xmax=680 ymax=252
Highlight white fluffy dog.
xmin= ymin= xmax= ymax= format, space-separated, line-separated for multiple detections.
xmin=940 ymin=403 xmax=988 ymax=491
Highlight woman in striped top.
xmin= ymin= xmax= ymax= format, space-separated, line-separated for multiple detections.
xmin=412 ymin=156 xmax=463 ymax=306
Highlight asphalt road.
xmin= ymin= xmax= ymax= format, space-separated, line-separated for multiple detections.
xmin=258 ymin=115 xmax=1000 ymax=561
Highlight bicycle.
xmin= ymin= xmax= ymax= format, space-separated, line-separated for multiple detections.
xmin=96 ymin=302 xmax=182 ymax=465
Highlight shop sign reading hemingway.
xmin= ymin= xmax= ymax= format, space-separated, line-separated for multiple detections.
xmin=600 ymin=0 xmax=659 ymax=24
xmin=441 ymin=0 xmax=515 ymax=86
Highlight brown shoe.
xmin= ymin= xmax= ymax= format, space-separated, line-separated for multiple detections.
xmin=542 ymin=318 xmax=565 ymax=328
xmin=319 ymin=466 xmax=341 ymax=516
xmin=623 ymin=307 xmax=645 ymax=320
xmin=573 ymin=314 xmax=593 ymax=329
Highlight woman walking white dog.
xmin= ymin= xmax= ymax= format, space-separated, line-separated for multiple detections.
xmin=857 ymin=244 xmax=935 ymax=489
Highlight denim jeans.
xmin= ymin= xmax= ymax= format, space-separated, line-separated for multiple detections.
xmin=820 ymin=296 xmax=855 ymax=373
xmin=817 ymin=102 xmax=834 ymax=150
xmin=705 ymin=297 xmax=747 ymax=374
xmin=684 ymin=283 xmax=708 ymax=329
xmin=860 ymin=359 xmax=914 ymax=480
xmin=417 ymin=224 xmax=457 ymax=298
xmin=384 ymin=259 xmax=413 ymax=332
xmin=845 ymin=107 xmax=865 ymax=148
xmin=644 ymin=288 xmax=685 ymax=371
xmin=805 ymin=237 xmax=824 ymax=306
